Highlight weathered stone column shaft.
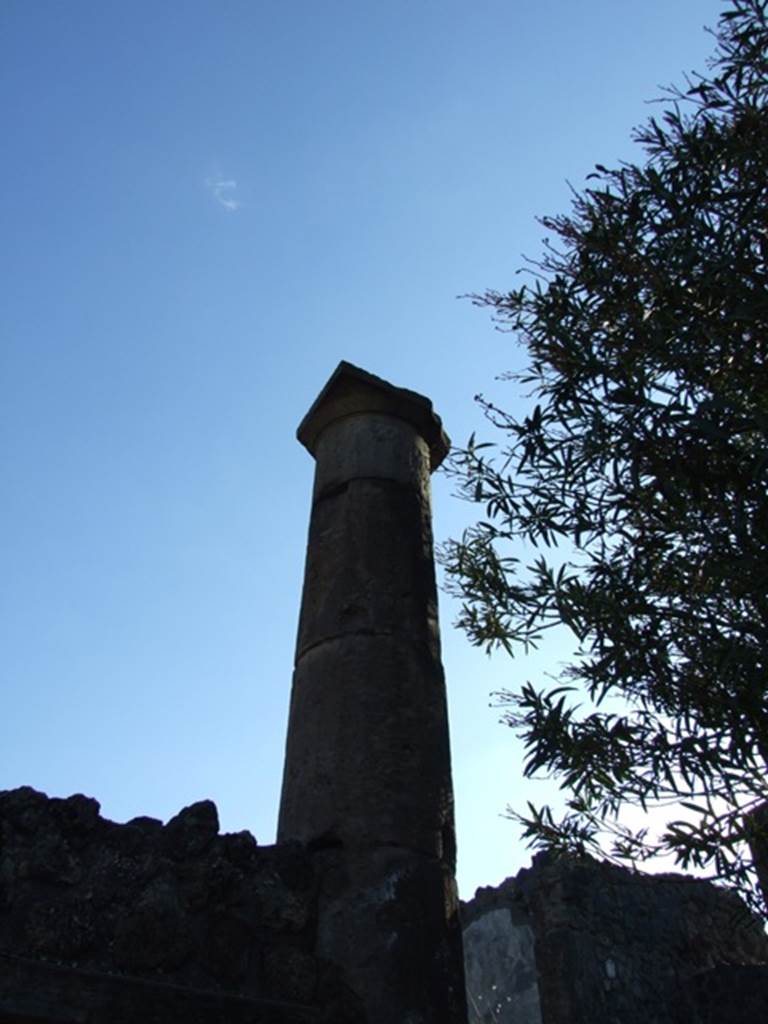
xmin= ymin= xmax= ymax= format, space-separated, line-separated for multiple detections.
xmin=277 ymin=362 xmax=467 ymax=1024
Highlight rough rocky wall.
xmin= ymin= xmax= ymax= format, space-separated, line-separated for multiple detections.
xmin=462 ymin=853 xmax=768 ymax=1024
xmin=7 ymin=784 xmax=768 ymax=1024
xmin=674 ymin=964 xmax=768 ymax=1022
xmin=0 ymin=787 xmax=362 ymax=1023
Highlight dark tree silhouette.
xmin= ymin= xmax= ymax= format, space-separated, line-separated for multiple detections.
xmin=444 ymin=0 xmax=768 ymax=915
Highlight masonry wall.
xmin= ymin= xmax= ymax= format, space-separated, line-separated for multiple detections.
xmin=0 ymin=787 xmax=363 ymax=1023
xmin=5 ymin=785 xmax=768 ymax=1023
xmin=462 ymin=852 xmax=768 ymax=1024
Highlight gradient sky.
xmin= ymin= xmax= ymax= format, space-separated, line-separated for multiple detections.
xmin=2 ymin=0 xmax=724 ymax=897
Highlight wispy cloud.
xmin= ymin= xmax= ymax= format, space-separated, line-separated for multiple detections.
xmin=205 ymin=175 xmax=241 ymax=212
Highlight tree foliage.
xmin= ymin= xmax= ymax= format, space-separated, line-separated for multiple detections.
xmin=443 ymin=0 xmax=768 ymax=915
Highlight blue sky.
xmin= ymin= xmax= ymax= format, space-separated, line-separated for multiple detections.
xmin=2 ymin=0 xmax=724 ymax=897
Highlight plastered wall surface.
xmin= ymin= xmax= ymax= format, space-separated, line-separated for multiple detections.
xmin=463 ymin=906 xmax=541 ymax=1024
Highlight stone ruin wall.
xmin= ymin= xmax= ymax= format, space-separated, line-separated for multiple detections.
xmin=0 ymin=786 xmax=363 ymax=1023
xmin=463 ymin=852 xmax=768 ymax=1024
xmin=3 ymin=785 xmax=768 ymax=1024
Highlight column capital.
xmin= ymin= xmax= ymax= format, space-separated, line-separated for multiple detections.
xmin=297 ymin=361 xmax=451 ymax=471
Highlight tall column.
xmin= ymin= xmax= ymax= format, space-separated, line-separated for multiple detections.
xmin=278 ymin=362 xmax=467 ymax=1024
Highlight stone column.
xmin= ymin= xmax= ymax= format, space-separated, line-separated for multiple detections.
xmin=278 ymin=361 xmax=467 ymax=1024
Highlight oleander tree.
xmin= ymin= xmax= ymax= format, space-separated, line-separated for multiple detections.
xmin=443 ymin=0 xmax=768 ymax=915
